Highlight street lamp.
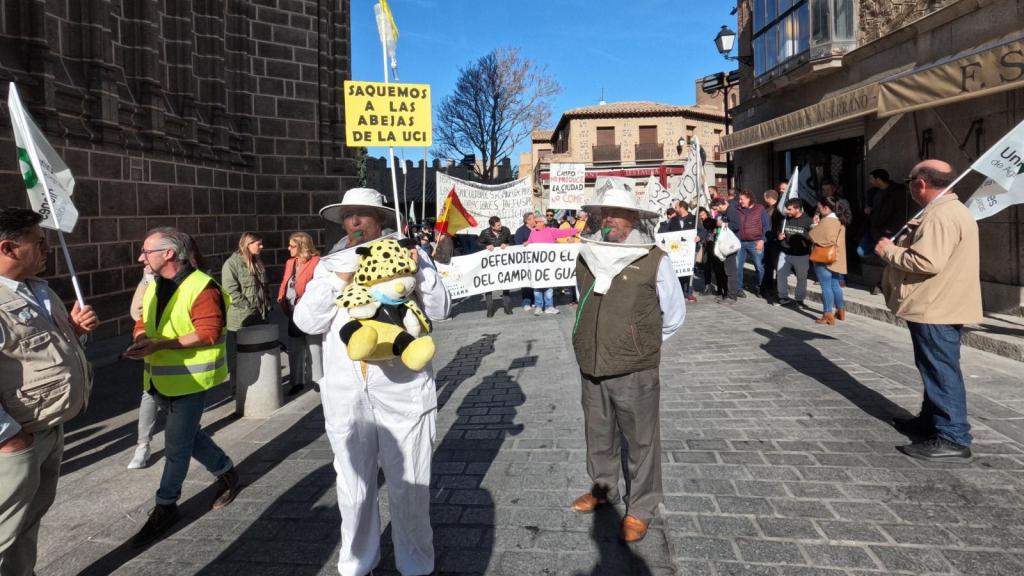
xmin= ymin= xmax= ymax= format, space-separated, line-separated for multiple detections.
xmin=714 ymin=25 xmax=737 ymax=59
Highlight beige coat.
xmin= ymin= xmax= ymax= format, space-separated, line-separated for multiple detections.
xmin=808 ymin=215 xmax=847 ymax=275
xmin=880 ymin=194 xmax=982 ymax=325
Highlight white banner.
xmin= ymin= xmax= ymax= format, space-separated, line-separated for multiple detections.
xmin=656 ymin=230 xmax=698 ymax=277
xmin=8 ymin=83 xmax=79 ymax=233
xmin=644 ymin=175 xmax=674 ymax=220
xmin=436 ymin=244 xmax=579 ymax=298
xmin=548 ymin=163 xmax=586 ymax=210
xmin=435 ymin=173 xmax=533 ymax=235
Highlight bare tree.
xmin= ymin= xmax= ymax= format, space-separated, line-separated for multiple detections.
xmin=434 ymin=48 xmax=561 ymax=182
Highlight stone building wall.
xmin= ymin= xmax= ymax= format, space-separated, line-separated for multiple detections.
xmin=0 ymin=0 xmax=357 ymax=338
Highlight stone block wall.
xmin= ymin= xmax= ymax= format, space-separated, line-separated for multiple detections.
xmin=0 ymin=0 xmax=357 ymax=339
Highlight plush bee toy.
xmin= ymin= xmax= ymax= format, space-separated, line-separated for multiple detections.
xmin=336 ymin=237 xmax=435 ymax=371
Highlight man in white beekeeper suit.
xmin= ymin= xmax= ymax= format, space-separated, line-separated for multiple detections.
xmin=293 ymin=188 xmax=451 ymax=576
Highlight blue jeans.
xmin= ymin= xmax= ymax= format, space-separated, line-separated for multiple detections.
xmin=538 ymin=288 xmax=554 ymax=310
xmin=907 ymin=322 xmax=971 ymax=446
xmin=152 ymin=390 xmax=233 ymax=505
xmin=736 ymin=241 xmax=764 ymax=288
xmin=813 ymin=264 xmax=845 ymax=313
xmin=521 ymin=288 xmax=534 ymax=307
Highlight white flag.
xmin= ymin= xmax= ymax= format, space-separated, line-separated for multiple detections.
xmin=779 ymin=166 xmax=800 ymax=215
xmin=374 ymin=1 xmax=398 ymax=70
xmin=969 ymin=118 xmax=1024 ymax=191
xmin=408 ymin=201 xmax=417 ymax=225
xmin=967 ymin=165 xmax=1024 ymax=220
xmin=7 ymin=83 xmax=78 ymax=233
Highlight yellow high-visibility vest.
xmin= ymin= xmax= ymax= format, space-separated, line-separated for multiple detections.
xmin=142 ymin=270 xmax=229 ymax=396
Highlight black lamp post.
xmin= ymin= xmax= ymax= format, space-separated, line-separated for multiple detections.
xmin=712 ymin=25 xmax=741 ymax=191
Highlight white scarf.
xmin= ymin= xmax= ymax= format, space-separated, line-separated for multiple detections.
xmin=578 ymin=229 xmax=652 ymax=294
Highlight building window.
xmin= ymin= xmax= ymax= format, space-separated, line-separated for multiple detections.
xmin=596 ymin=126 xmax=615 ymax=146
xmin=753 ymin=0 xmax=852 ymax=79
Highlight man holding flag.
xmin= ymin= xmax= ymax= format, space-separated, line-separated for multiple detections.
xmin=874 ymin=160 xmax=982 ymax=460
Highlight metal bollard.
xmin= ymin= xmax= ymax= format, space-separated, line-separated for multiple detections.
xmin=234 ymin=324 xmax=282 ymax=417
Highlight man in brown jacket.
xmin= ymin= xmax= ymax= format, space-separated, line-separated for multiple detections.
xmin=875 ymin=159 xmax=982 ymax=460
xmin=0 ymin=208 xmax=98 ymax=576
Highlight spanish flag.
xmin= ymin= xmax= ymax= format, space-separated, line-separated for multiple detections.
xmin=435 ymin=186 xmax=477 ymax=235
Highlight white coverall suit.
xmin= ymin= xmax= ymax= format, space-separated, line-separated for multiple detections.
xmin=294 ymin=243 xmax=451 ymax=576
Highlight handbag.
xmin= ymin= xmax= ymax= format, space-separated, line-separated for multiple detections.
xmin=714 ymin=226 xmax=741 ymax=260
xmin=809 ymin=225 xmax=841 ymax=265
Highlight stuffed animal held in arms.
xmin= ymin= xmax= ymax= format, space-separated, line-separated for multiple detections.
xmin=336 ymin=237 xmax=435 ymax=371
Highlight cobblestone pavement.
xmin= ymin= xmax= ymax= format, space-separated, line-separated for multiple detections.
xmin=38 ymin=294 xmax=1024 ymax=576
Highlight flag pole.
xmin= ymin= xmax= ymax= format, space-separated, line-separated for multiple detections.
xmin=422 ymin=148 xmax=427 ymax=225
xmin=377 ymin=4 xmax=403 ymax=239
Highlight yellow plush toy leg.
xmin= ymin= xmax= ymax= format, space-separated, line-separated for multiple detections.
xmin=400 ymin=335 xmax=436 ymax=372
xmin=347 ymin=325 xmax=380 ymax=361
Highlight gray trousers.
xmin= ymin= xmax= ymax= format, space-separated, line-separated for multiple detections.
xmin=777 ymin=252 xmax=809 ymax=302
xmin=288 ymin=333 xmax=323 ymax=385
xmin=137 ymin=391 xmax=158 ymax=446
xmin=581 ymin=367 xmax=662 ymax=521
xmin=0 ymin=426 xmax=63 ymax=576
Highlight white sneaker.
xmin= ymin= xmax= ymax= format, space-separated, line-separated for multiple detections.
xmin=128 ymin=443 xmax=151 ymax=470
xmin=523 ymin=304 xmax=533 ymax=311
xmin=534 ymin=308 xmax=543 ymax=316
xmin=545 ymin=307 xmax=559 ymax=315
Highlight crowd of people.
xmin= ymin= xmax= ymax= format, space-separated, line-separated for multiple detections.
xmin=0 ymin=157 xmax=984 ymax=576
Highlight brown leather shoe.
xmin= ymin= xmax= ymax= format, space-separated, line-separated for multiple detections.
xmin=835 ymin=308 xmax=846 ymax=321
xmin=815 ymin=312 xmax=835 ymax=326
xmin=621 ymin=515 xmax=650 ymax=543
xmin=571 ymin=493 xmax=607 ymax=513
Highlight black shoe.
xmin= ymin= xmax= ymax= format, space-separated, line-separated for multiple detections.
xmin=313 ymin=383 xmax=321 ymax=393
xmin=287 ymin=383 xmax=304 ymax=396
xmin=503 ymin=298 xmax=513 ymax=315
xmin=870 ymin=284 xmax=882 ymax=296
xmin=777 ymin=298 xmax=795 ymax=307
xmin=892 ymin=415 xmax=934 ymax=437
xmin=736 ymin=290 xmax=747 ymax=298
xmin=898 ymin=436 xmax=971 ymax=460
xmin=212 ymin=467 xmax=240 ymax=510
xmin=131 ymin=504 xmax=179 ymax=548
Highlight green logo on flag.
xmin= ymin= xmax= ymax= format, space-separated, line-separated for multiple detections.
xmin=17 ymin=147 xmax=38 ymax=189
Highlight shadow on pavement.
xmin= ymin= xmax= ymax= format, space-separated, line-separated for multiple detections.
xmin=75 ymin=408 xmax=326 ymax=575
xmin=429 ymin=356 xmax=530 ymax=575
xmin=435 ymin=333 xmax=499 ymax=410
xmin=575 ymin=505 xmax=653 ymax=576
xmin=755 ymin=326 xmax=913 ymax=425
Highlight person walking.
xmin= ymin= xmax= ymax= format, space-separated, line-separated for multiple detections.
xmin=221 ymin=232 xmax=269 ymax=389
xmin=808 ymin=196 xmax=850 ymax=325
xmin=294 ymin=188 xmax=451 ymax=576
xmin=775 ymin=198 xmax=813 ymax=307
xmin=277 ymin=232 xmax=323 ymax=396
xmin=0 ymin=208 xmax=98 ymax=576
xmin=571 ymin=184 xmax=685 ymax=543
xmin=735 ymin=190 xmax=769 ymax=297
xmin=524 ymin=214 xmax=580 ymax=315
xmin=123 ymin=227 xmax=239 ymax=547
xmin=478 ymin=216 xmax=514 ymax=317
xmin=514 ymin=212 xmax=536 ymax=310
xmin=875 ymin=160 xmax=982 ymax=460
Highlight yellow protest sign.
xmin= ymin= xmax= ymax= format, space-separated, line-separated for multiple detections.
xmin=344 ymin=80 xmax=431 ymax=147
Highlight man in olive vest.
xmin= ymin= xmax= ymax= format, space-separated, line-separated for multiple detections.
xmin=0 ymin=208 xmax=98 ymax=576
xmin=571 ymin=186 xmax=685 ymax=543
xmin=124 ymin=227 xmax=239 ymax=547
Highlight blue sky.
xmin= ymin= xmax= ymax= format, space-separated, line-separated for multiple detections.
xmin=351 ymin=0 xmax=737 ymax=161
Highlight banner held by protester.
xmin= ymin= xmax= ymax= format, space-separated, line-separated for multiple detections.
xmin=435 ymin=173 xmax=533 ymax=235
xmin=656 ymin=230 xmax=698 ymax=277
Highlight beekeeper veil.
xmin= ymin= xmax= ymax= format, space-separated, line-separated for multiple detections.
xmin=578 ymin=177 xmax=660 ymax=294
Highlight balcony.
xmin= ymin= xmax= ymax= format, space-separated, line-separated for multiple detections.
xmin=634 ymin=143 xmax=663 ymax=162
xmin=592 ymin=144 xmax=620 ymax=163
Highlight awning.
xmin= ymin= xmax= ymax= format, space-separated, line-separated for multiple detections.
xmin=878 ymin=31 xmax=1024 ymax=117
xmin=722 ymin=83 xmax=878 ymax=152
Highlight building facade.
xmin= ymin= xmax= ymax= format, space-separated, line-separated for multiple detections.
xmin=524 ymin=100 xmax=727 ymax=211
xmin=727 ymin=0 xmax=1024 ymax=314
xmin=0 ymin=0 xmax=357 ymax=338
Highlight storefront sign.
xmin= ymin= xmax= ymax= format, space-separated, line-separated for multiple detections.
xmin=548 ymin=163 xmax=586 ymax=210
xmin=343 ymin=80 xmax=432 ymax=146
xmin=722 ymin=84 xmax=878 ymax=152
xmin=436 ymin=244 xmax=579 ymax=298
xmin=878 ymin=32 xmax=1024 ymax=117
xmin=435 ymin=173 xmax=534 ymax=235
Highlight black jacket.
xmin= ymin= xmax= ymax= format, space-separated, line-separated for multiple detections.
xmin=479 ymin=226 xmax=513 ymax=248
